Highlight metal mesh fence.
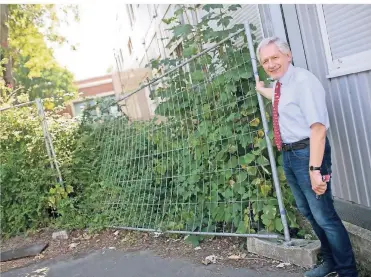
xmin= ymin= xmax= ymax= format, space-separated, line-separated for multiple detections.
xmin=91 ymin=29 xmax=286 ymax=238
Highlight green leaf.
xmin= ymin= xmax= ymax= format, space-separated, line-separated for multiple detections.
xmin=241 ymin=153 xmax=255 ymax=165
xmin=275 ymin=218 xmax=283 ymax=232
xmin=224 ymin=170 xmax=233 ymax=180
xmin=66 ymin=185 xmax=74 ymax=194
xmin=251 ymin=149 xmax=261 ymax=156
xmin=242 ymin=191 xmax=252 ymax=199
xmin=237 ymin=185 xmax=245 ymax=195
xmin=287 ymin=210 xmax=299 ymax=228
xmin=256 ymin=155 xmax=270 ymax=166
xmin=240 ymin=71 xmax=252 ymax=79
xmin=228 ymin=4 xmax=241 ymax=11
xmin=255 ymin=138 xmax=267 ymax=150
xmin=239 ymin=134 xmax=254 ymax=148
xmin=218 ymin=16 xmax=232 ymax=27
xmin=242 ymin=106 xmax=258 ymax=116
xmin=162 ymin=18 xmax=174 ymax=25
xmin=225 ymin=83 xmax=237 ymax=93
xmin=246 ymin=166 xmax=257 ymax=176
xmin=261 ymin=213 xmax=272 ymax=226
xmin=185 ymin=235 xmax=201 ymax=247
xmin=249 ymin=23 xmax=257 ymax=31
xmin=191 ymin=70 xmax=204 ymax=81
xmin=236 ymin=172 xmax=247 ymax=183
xmin=220 ymin=125 xmax=233 ymax=137
xmin=242 ymin=97 xmax=258 ymax=108
xmin=263 ymin=204 xmax=277 ymax=220
xmin=203 ymin=4 xmax=224 ymax=12
xmin=249 ymin=118 xmax=260 ymax=127
xmin=223 ymin=188 xmax=233 ymax=199
xmin=236 ymin=220 xmax=247 ymax=234
xmin=226 ymin=112 xmax=239 ymax=122
xmin=260 ymin=183 xmax=271 ymax=197
xmin=216 ymin=150 xmax=226 ymax=161
xmin=251 ymin=178 xmax=261 ymax=186
xmin=183 ymin=46 xmax=197 ymax=57
xmin=277 ymin=166 xmax=286 ymax=181
xmin=227 ymin=156 xmax=238 ymax=168
xmin=173 ymin=24 xmax=193 ymax=37
xmin=174 ymin=7 xmax=184 ymax=16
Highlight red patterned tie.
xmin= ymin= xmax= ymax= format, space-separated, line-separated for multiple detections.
xmin=273 ymin=81 xmax=282 ymax=151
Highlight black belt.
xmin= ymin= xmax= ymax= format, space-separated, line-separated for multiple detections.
xmin=282 ymin=138 xmax=310 ymax=151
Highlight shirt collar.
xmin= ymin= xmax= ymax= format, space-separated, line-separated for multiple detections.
xmin=279 ymin=63 xmax=294 ymax=86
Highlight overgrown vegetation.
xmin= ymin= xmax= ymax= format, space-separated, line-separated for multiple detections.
xmin=1 ymin=4 xmax=303 ymax=240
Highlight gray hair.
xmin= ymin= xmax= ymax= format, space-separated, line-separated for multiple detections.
xmin=256 ymin=37 xmax=291 ymax=64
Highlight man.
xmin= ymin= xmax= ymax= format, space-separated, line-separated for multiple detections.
xmin=255 ymin=36 xmax=358 ymax=277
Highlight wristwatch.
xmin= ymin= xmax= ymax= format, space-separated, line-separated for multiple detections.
xmin=309 ymin=166 xmax=321 ymax=171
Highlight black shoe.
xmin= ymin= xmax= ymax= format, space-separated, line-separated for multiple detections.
xmin=304 ymin=261 xmax=336 ymax=277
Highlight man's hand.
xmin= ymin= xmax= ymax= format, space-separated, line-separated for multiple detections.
xmin=255 ymin=76 xmax=265 ymax=92
xmin=255 ymin=75 xmax=273 ymax=100
xmin=310 ymin=170 xmax=327 ymax=195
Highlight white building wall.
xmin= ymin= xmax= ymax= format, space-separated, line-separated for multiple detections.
xmin=113 ymin=4 xmax=264 ymax=119
xmin=114 ymin=4 xmax=264 ymax=72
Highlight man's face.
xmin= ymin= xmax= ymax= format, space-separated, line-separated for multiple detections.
xmin=259 ymin=43 xmax=292 ymax=80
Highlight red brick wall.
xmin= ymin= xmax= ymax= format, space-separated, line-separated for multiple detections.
xmin=79 ymin=82 xmax=114 ymax=97
xmin=75 ymin=74 xmax=112 ymax=86
xmin=59 ymin=75 xmax=114 ymax=117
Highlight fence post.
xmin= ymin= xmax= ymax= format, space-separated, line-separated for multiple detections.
xmin=35 ymin=98 xmax=64 ymax=186
xmin=243 ymin=22 xmax=291 ymax=242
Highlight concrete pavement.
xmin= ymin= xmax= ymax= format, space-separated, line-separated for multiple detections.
xmin=3 ymin=249 xmax=304 ymax=277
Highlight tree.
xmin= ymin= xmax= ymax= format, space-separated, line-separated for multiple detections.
xmin=1 ymin=4 xmax=79 ymax=107
xmin=1 ymin=5 xmax=13 ymax=89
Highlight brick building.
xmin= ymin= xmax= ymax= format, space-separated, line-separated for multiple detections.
xmin=62 ymin=74 xmax=117 ymax=118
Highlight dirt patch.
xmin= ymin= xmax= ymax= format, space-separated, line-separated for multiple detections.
xmin=1 ymin=228 xmax=304 ymax=274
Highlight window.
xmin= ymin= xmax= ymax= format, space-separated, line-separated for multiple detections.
xmin=126 ymin=4 xmax=136 ymax=28
xmin=147 ymin=4 xmax=157 ymax=19
xmin=128 ymin=37 xmax=133 ymax=55
xmin=316 ymin=4 xmax=371 ymax=78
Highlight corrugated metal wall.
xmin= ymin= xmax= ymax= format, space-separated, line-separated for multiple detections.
xmin=197 ymin=5 xmax=263 ymax=42
xmin=291 ymin=5 xmax=371 ymax=208
xmin=228 ymin=5 xmax=263 ymax=42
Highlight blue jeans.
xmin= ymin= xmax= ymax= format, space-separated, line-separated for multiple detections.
xmin=282 ymin=137 xmax=358 ymax=277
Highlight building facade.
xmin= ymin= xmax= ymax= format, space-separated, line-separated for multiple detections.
xmin=62 ymin=74 xmax=117 ymax=118
xmin=113 ymin=4 xmax=371 ymax=230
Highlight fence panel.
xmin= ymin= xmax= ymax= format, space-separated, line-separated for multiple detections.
xmin=93 ymin=27 xmax=288 ymax=239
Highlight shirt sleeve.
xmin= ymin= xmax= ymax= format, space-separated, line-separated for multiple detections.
xmin=299 ymin=75 xmax=330 ymax=129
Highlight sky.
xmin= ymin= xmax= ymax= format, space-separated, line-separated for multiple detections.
xmin=53 ymin=4 xmax=119 ymax=81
